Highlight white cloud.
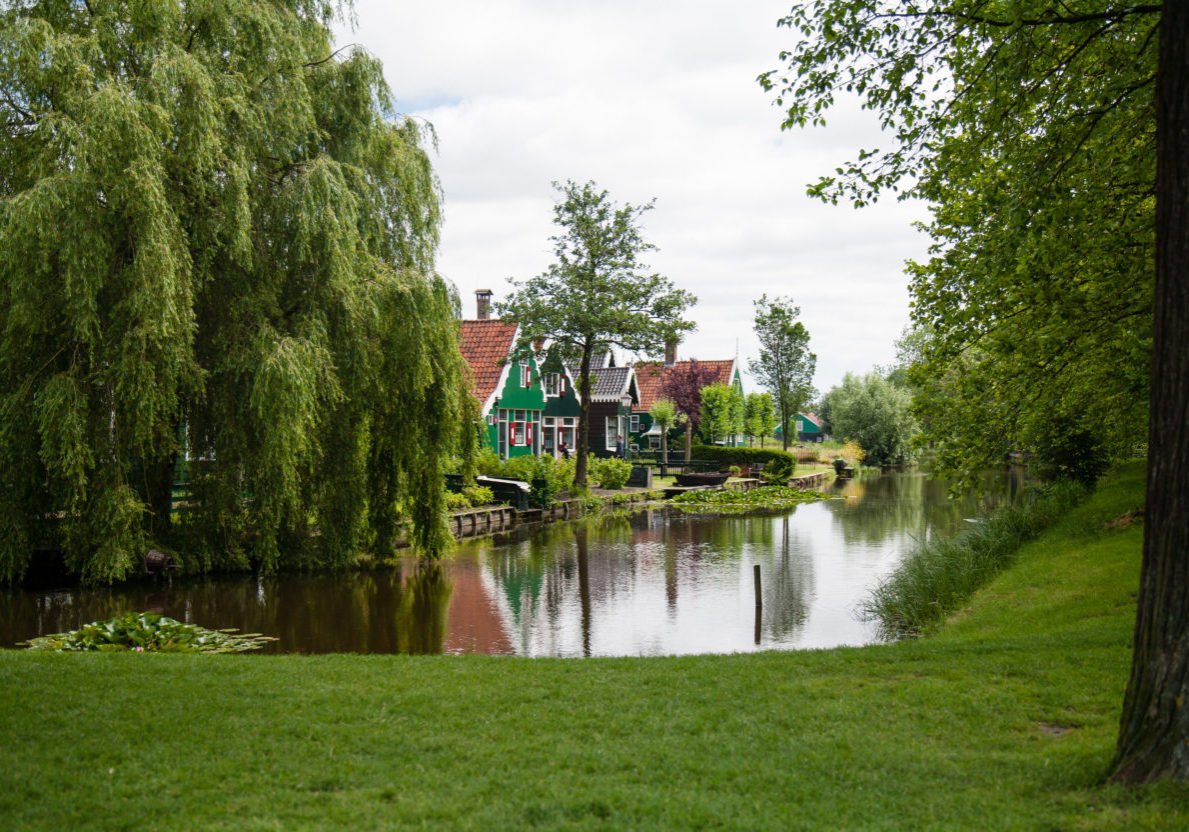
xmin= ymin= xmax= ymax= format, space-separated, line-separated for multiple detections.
xmin=338 ymin=1 xmax=931 ymax=393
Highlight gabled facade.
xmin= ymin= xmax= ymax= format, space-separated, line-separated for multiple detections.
xmin=538 ymin=345 xmax=582 ymax=458
xmin=796 ymin=412 xmax=826 ymax=443
xmin=570 ymin=364 xmax=640 ymax=459
xmin=460 ymin=318 xmax=542 ymax=459
xmin=458 ymin=294 xmax=582 ymax=460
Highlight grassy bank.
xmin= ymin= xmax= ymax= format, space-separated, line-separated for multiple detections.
xmin=1 ymin=462 xmax=1185 ymax=830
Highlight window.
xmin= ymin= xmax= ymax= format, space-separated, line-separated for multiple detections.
xmin=630 ymin=414 xmax=640 ymax=433
xmin=649 ymin=436 xmax=660 ymax=450
xmin=543 ymin=373 xmax=561 ymax=396
xmin=606 ymin=417 xmax=619 ymax=451
xmin=510 ymin=421 xmax=526 ymax=446
xmin=520 ymin=361 xmax=531 ymax=388
xmin=796 ymin=419 xmax=804 ymax=432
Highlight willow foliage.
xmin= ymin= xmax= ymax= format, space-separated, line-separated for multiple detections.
xmin=0 ymin=0 xmax=469 ymax=582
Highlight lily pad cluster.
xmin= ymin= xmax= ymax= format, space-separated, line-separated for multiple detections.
xmin=669 ymin=486 xmax=834 ymax=514
xmin=21 ymin=612 xmax=277 ymax=653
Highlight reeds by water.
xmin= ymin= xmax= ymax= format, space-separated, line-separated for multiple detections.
xmin=861 ymin=479 xmax=1087 ymax=638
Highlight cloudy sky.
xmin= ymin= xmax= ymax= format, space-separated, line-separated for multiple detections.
xmin=335 ymin=1 xmax=930 ymax=394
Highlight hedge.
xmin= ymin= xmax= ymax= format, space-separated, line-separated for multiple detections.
xmin=689 ymin=445 xmax=796 ymax=468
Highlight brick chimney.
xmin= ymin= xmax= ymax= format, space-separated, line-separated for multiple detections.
xmin=664 ymin=337 xmax=678 ymax=367
xmin=475 ymin=289 xmax=493 ymax=320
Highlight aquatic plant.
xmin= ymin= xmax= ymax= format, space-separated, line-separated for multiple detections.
xmin=669 ymin=486 xmax=832 ymax=514
xmin=21 ymin=612 xmax=277 ymax=653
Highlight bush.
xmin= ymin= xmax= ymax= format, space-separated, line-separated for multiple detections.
xmin=728 ymin=465 xmax=742 ymax=477
xmin=462 ymin=486 xmax=495 ymax=507
xmin=760 ymin=455 xmax=795 ymax=485
xmin=445 ymin=491 xmax=470 ymax=511
xmin=589 ymin=457 xmax=633 ymax=489
xmin=474 ymin=453 xmax=576 ymax=506
xmin=833 ymin=458 xmax=848 ymax=475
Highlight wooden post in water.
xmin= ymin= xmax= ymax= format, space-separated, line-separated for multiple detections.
xmin=753 ymin=564 xmax=763 ymax=645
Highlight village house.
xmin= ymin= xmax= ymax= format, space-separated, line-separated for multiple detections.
xmin=458 ymin=290 xmax=581 ymax=460
xmin=629 ymin=340 xmax=746 ymax=451
xmin=567 ymin=353 xmax=640 ymax=459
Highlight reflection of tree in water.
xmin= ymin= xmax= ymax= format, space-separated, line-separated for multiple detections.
xmin=1 ymin=565 xmax=458 ymax=655
xmin=484 ymin=515 xmax=636 ymax=653
xmin=825 ymin=470 xmax=1026 ymax=549
xmin=759 ymin=515 xmax=814 ymax=641
xmin=395 ymin=564 xmax=452 ymax=655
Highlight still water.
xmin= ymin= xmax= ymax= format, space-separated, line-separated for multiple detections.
xmin=1 ymin=471 xmax=1025 ymax=656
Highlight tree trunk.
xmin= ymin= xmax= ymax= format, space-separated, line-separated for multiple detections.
xmin=574 ymin=343 xmax=593 ymax=489
xmin=1112 ymin=1 xmax=1189 ymax=783
xmin=684 ymin=421 xmax=692 ymax=464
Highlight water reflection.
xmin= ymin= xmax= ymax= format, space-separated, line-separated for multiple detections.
xmin=1 ymin=471 xmax=1024 ymax=656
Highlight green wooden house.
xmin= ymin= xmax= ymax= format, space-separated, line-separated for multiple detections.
xmin=459 ymin=292 xmax=582 ymax=459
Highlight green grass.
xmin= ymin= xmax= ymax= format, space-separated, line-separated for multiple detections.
xmin=1 ymin=462 xmax=1185 ymax=830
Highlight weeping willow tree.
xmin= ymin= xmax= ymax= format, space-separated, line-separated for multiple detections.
xmin=0 ymin=0 xmax=470 ymax=583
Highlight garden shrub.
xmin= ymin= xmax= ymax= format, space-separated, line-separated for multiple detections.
xmin=445 ymin=492 xmax=470 ymax=511
xmin=590 ymin=457 xmax=632 ymax=489
xmin=760 ymin=456 xmax=795 ymax=485
xmin=462 ymin=486 xmax=495 ymax=507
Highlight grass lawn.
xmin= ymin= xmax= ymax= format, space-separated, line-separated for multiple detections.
xmin=2 ymin=462 xmax=1185 ymax=830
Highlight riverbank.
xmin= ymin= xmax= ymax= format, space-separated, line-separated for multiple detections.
xmin=1 ymin=462 xmax=1184 ymax=829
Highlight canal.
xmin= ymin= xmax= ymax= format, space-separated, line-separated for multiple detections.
xmin=1 ymin=470 xmax=1026 ymax=656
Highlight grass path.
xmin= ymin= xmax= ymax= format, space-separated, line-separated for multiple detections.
xmin=2 ymin=463 xmax=1185 ymax=830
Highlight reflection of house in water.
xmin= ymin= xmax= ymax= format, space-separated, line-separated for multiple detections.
xmin=442 ymin=558 xmax=514 ymax=655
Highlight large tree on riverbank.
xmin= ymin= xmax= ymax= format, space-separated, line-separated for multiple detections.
xmin=0 ymin=0 xmax=470 ymax=583
xmin=499 ymin=180 xmax=695 ymax=489
xmin=763 ymin=1 xmax=1185 ymax=780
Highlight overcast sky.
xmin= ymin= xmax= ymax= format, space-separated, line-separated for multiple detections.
xmin=335 ymin=1 xmax=930 ymax=395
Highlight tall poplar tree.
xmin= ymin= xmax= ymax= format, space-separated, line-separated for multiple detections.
xmin=499 ymin=180 xmax=695 ymax=488
xmin=748 ymin=295 xmax=816 ymax=451
xmin=0 ymin=0 xmax=469 ymax=582
xmin=763 ymin=0 xmax=1185 ymax=782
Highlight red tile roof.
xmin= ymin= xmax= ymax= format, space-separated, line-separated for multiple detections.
xmin=459 ymin=319 xmax=519 ymax=407
xmin=632 ymin=359 xmax=736 ymax=412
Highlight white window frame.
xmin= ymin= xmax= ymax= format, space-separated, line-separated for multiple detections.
xmin=630 ymin=414 xmax=640 ymax=433
xmin=519 ymin=361 xmax=532 ymax=388
xmin=605 ymin=417 xmax=618 ymax=451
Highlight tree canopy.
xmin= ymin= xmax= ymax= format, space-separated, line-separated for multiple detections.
xmin=0 ymin=0 xmax=470 ymax=583
xmin=748 ymin=295 xmax=815 ymax=451
xmin=745 ymin=391 xmax=778 ymax=447
xmin=698 ymin=383 xmax=744 ymax=446
xmin=761 ymin=1 xmax=1154 ymax=484
xmin=763 ymin=0 xmax=1185 ymax=783
xmin=498 ymin=180 xmax=695 ymax=487
xmin=822 ymin=373 xmax=918 ymax=467
xmin=661 ymin=359 xmax=718 ymax=463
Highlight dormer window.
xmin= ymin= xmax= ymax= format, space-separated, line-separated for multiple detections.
xmin=519 ymin=360 xmax=531 ymax=388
